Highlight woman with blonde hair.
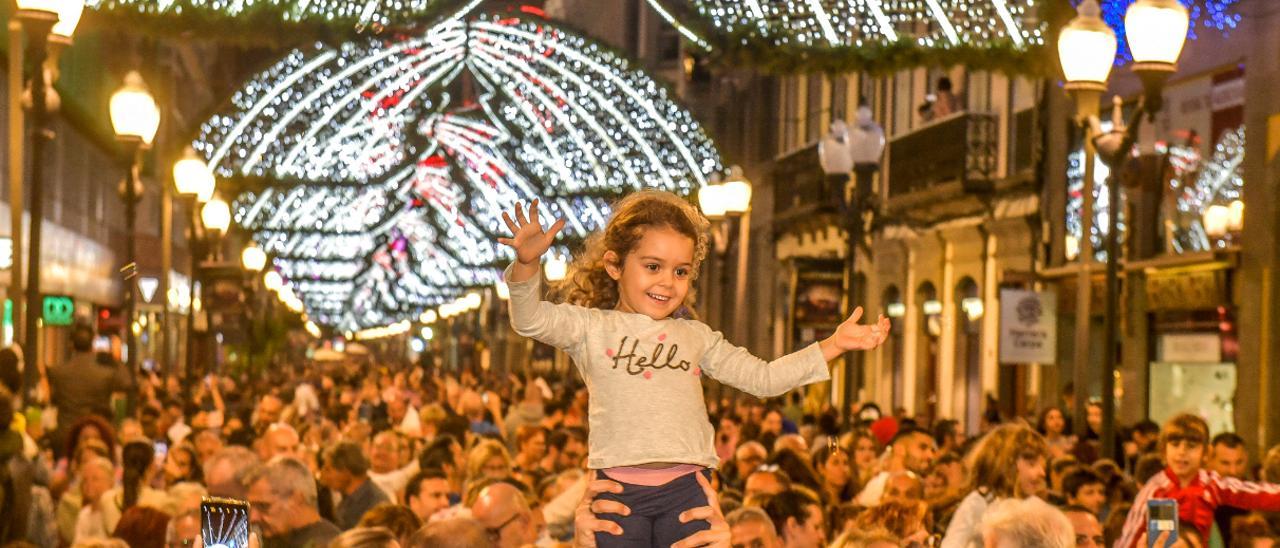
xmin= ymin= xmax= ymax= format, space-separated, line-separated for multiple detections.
xmin=463 ymin=439 xmax=513 ymax=493
xmin=940 ymin=422 xmax=1049 ymax=548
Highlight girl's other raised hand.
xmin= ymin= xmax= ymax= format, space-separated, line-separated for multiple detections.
xmin=498 ymin=199 xmax=566 ymax=266
xmin=819 ymin=306 xmax=891 ymax=361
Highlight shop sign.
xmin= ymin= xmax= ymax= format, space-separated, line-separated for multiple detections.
xmin=998 ymin=289 xmax=1057 ymax=364
xmin=42 ymin=295 xmax=75 ymax=326
xmin=1158 ymin=333 xmax=1222 ymax=363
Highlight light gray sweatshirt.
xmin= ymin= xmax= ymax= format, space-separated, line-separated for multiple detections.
xmin=506 ymin=266 xmax=830 ymax=469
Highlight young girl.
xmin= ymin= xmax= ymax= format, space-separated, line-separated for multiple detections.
xmin=499 ymin=191 xmax=890 ymax=546
xmin=940 ymin=423 xmax=1049 ymax=548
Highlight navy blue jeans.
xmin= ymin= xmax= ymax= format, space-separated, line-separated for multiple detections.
xmin=594 ymin=469 xmax=711 ymax=547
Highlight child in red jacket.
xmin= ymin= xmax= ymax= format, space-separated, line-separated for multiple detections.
xmin=1115 ymin=414 xmax=1280 ymax=547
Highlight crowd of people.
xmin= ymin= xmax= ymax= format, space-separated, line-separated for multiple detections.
xmin=2 ymin=321 xmax=1280 ymax=548
xmin=2 ymin=194 xmax=1280 ymax=548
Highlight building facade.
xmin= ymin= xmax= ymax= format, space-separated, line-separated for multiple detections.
xmin=739 ymin=0 xmax=1280 ymax=450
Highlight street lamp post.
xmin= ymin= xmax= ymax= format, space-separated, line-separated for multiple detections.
xmin=14 ymin=0 xmax=84 ymax=398
xmin=241 ymin=243 xmax=266 ymax=371
xmin=1058 ymin=0 xmax=1187 ymax=458
xmin=173 ymin=147 xmax=215 ymax=388
xmin=720 ymin=167 xmax=752 ymax=345
xmin=201 ymin=198 xmax=231 ymax=257
xmin=1059 ymin=0 xmax=1116 ymax=442
xmin=198 ymin=197 xmax=230 ymax=376
xmin=820 ymin=106 xmax=885 ymax=425
xmin=110 ymin=71 xmax=160 ymax=387
xmin=697 ymin=167 xmax=752 ymax=342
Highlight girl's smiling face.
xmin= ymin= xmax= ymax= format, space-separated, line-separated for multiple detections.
xmin=605 ymin=225 xmax=695 ymax=320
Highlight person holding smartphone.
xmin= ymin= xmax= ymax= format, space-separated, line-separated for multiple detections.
xmin=1116 ymin=414 xmax=1280 ymax=548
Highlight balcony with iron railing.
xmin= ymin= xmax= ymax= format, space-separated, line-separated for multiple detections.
xmin=770 ymin=108 xmax=1035 ymax=229
xmin=887 ymin=111 xmax=1000 ymax=198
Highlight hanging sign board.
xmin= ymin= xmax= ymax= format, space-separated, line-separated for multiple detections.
xmin=998 ymin=289 xmax=1057 ymax=364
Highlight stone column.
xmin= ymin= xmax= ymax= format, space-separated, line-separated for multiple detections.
xmin=1237 ymin=0 xmax=1280 ymax=450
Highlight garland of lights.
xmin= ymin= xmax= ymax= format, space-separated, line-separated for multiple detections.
xmin=645 ymin=0 xmax=1055 ymax=74
xmin=1064 ymin=122 xmax=1121 ymax=262
xmin=1164 ymin=125 xmax=1245 ymax=253
xmin=1064 ymin=125 xmax=1245 ymax=261
xmin=198 ymin=13 xmax=723 ymax=330
xmin=83 ymin=0 xmax=479 ymax=45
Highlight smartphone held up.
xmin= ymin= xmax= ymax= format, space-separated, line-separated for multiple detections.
xmin=200 ymin=497 xmax=250 ymax=548
xmin=1147 ymin=498 xmax=1179 ymax=548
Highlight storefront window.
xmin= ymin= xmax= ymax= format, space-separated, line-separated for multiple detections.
xmin=1149 ymin=361 xmax=1236 ymax=434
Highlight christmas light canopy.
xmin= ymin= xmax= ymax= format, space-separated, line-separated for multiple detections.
xmin=83 ymin=0 xmax=477 ymax=42
xmin=195 ymin=10 xmax=723 ymax=331
xmin=643 ymin=0 xmax=1045 ymax=71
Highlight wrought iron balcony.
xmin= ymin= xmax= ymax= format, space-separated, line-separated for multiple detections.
xmin=887 ymin=112 xmax=999 ymax=197
xmin=771 ymin=144 xmax=844 ymax=232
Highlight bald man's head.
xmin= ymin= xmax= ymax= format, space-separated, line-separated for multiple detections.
xmin=259 ymin=423 xmax=300 ymax=462
xmin=470 ymin=482 xmax=536 ymax=548
xmin=883 ymin=471 xmax=924 ymax=501
xmin=408 ymin=517 xmax=495 ymax=548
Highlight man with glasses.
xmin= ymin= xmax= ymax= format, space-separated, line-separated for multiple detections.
xmin=470 ymin=482 xmax=538 ymax=548
xmin=1063 ymin=505 xmax=1105 ymax=548
xmin=246 ymin=457 xmax=340 ymax=548
xmin=727 ymin=441 xmax=767 ymax=491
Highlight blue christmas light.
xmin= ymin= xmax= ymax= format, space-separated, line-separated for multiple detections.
xmin=1075 ymin=0 xmax=1241 ymax=65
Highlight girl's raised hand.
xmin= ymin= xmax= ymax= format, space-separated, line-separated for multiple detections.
xmin=819 ymin=307 xmax=891 ymax=360
xmin=498 ymin=199 xmax=566 ymax=266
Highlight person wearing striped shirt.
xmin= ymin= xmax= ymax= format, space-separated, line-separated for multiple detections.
xmin=1115 ymin=414 xmax=1280 ymax=548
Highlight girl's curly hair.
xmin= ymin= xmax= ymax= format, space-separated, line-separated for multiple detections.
xmin=552 ymin=190 xmax=710 ymax=313
xmin=965 ymin=423 xmax=1049 ymax=498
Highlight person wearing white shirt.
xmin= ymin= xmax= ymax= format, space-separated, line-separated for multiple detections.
xmin=856 ymin=428 xmax=938 ymax=507
xmin=385 ymin=392 xmax=421 ymax=437
xmin=367 ymin=430 xmax=418 ymax=502
xmin=72 ymin=457 xmax=114 ymax=543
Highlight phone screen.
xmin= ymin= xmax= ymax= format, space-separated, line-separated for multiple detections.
xmin=1147 ymin=499 xmax=1178 ymax=548
xmin=154 ymin=441 xmax=168 ymax=461
xmin=201 ymin=497 xmax=251 ymax=548
xmin=1150 ymin=503 xmax=1176 ymax=521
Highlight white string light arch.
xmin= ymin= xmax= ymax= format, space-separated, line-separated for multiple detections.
xmin=196 ymin=10 xmax=724 ymax=331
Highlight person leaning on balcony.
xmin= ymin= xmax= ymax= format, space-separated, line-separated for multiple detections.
xmin=919 ymin=77 xmax=963 ymax=122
